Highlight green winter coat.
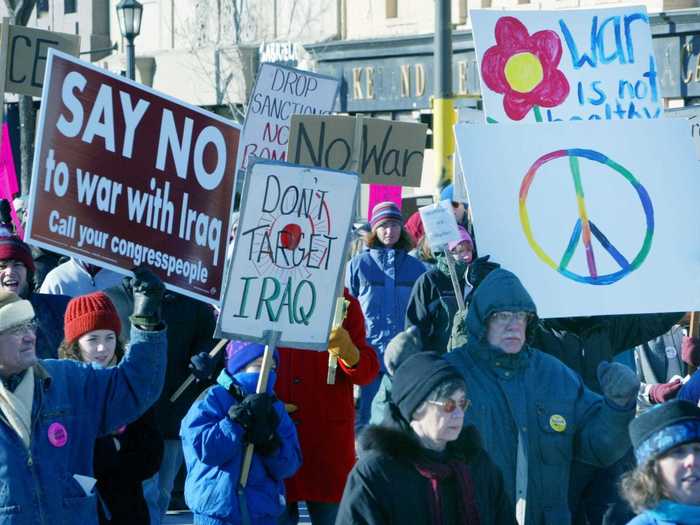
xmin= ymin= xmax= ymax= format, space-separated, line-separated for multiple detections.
xmin=446 ymin=269 xmax=634 ymax=525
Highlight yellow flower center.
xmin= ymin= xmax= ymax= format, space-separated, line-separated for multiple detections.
xmin=504 ymin=52 xmax=544 ymax=93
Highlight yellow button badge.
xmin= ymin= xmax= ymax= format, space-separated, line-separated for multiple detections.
xmin=549 ymin=414 xmax=567 ymax=432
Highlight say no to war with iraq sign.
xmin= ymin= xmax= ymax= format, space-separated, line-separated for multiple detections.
xmin=26 ymin=49 xmax=240 ymax=304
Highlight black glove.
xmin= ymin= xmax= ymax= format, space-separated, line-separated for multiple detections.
xmin=128 ymin=266 xmax=165 ymax=329
xmin=189 ymin=352 xmax=214 ymax=382
xmin=466 ymin=255 xmax=500 ymax=290
xmin=227 ymin=393 xmax=280 ymax=455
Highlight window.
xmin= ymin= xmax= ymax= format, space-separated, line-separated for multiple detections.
xmin=37 ymin=0 xmax=49 ymax=13
xmin=386 ymin=0 xmax=398 ymax=18
xmin=65 ymin=0 xmax=77 ymax=14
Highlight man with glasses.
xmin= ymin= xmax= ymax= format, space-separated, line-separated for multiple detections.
xmin=447 ymin=268 xmax=640 ymax=525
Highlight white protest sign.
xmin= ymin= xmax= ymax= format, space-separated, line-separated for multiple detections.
xmin=665 ymin=106 xmax=700 ymax=160
xmin=216 ymin=159 xmax=358 ymax=350
xmin=419 ymin=200 xmax=461 ymax=249
xmin=455 ymin=118 xmax=700 ymax=318
xmin=234 ymin=64 xmax=339 ymax=188
xmin=471 ymin=6 xmax=660 ymax=123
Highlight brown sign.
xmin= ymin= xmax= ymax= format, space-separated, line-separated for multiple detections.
xmin=1 ymin=23 xmax=80 ymax=97
xmin=26 ymin=50 xmax=240 ymax=305
xmin=288 ymin=115 xmax=426 ymax=187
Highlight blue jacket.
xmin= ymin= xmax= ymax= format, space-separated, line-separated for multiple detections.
xmin=180 ymin=386 xmax=301 ymax=525
xmin=627 ymin=515 xmax=677 ymax=525
xmin=446 ymin=269 xmax=634 ymax=525
xmin=29 ymin=292 xmax=71 ymax=359
xmin=346 ymin=248 xmax=426 ymax=367
xmin=0 ymin=325 xmax=166 ymax=525
xmin=678 ymin=371 xmax=700 ymax=405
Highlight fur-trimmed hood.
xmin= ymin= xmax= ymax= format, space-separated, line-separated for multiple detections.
xmin=359 ymin=422 xmax=484 ymax=465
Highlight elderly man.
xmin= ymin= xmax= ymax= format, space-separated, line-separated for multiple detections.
xmin=447 ymin=269 xmax=639 ymax=525
xmin=0 ymin=234 xmax=70 ymax=358
xmin=0 ymin=269 xmax=166 ymax=523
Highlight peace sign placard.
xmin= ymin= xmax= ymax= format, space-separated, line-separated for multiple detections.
xmin=455 ymin=119 xmax=700 ymax=318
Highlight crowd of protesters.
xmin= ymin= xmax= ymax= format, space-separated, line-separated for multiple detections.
xmin=1 ymin=185 xmax=700 ymax=525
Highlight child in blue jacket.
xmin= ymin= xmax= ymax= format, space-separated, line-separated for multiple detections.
xmin=181 ymin=340 xmax=301 ymax=525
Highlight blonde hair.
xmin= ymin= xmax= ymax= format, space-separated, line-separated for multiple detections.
xmin=620 ymin=459 xmax=665 ymax=513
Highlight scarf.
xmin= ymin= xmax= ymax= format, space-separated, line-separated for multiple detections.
xmin=0 ymin=367 xmax=34 ymax=448
xmin=436 ymin=254 xmax=468 ymax=283
xmin=414 ymin=458 xmax=481 ymax=525
xmin=647 ymin=500 xmax=700 ymax=524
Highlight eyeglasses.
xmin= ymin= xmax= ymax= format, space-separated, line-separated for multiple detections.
xmin=450 ymin=243 xmax=473 ymax=256
xmin=490 ymin=311 xmax=532 ymax=326
xmin=3 ymin=318 xmax=37 ymax=336
xmin=427 ymin=398 xmax=471 ymax=413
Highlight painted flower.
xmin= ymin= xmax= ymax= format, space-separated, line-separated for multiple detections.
xmin=481 ymin=16 xmax=570 ymax=121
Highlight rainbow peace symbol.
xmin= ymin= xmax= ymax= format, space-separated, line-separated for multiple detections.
xmin=519 ymin=149 xmax=654 ymax=285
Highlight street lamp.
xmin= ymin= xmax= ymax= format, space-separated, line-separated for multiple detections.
xmin=116 ymin=0 xmax=143 ymax=81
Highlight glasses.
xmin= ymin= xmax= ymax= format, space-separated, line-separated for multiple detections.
xmin=3 ymin=318 xmax=38 ymax=336
xmin=450 ymin=243 xmax=473 ymax=256
xmin=427 ymin=398 xmax=471 ymax=413
xmin=490 ymin=311 xmax=532 ymax=326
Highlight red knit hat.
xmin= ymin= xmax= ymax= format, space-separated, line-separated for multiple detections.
xmin=0 ymin=235 xmax=35 ymax=272
xmin=64 ymin=292 xmax=121 ymax=343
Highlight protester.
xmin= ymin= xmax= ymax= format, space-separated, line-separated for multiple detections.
xmin=346 ymin=201 xmax=425 ymax=432
xmin=336 ymin=352 xmax=516 ymax=524
xmin=621 ymin=400 xmax=700 ymax=524
xmin=0 ymin=267 xmax=166 ymax=523
xmin=58 ymin=291 xmax=163 ymax=524
xmin=181 ymin=340 xmax=301 ymax=525
xmin=276 ymin=289 xmax=379 ymax=525
xmin=0 ymin=234 xmax=70 ymax=359
xmin=677 ymin=336 xmax=700 ymax=405
xmin=105 ymin=280 xmax=218 ymax=517
xmin=405 ymin=226 xmax=474 ymax=352
xmin=447 ymin=268 xmax=639 ymax=525
xmin=40 ymin=257 xmax=123 ymax=296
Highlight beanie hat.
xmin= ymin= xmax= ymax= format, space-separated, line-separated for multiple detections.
xmin=370 ymin=201 xmax=403 ymax=231
xmin=0 ymin=235 xmax=35 ymax=272
xmin=391 ymin=352 xmax=464 ymax=421
xmin=225 ymin=340 xmax=279 ymax=375
xmin=384 ymin=326 xmax=423 ymax=375
xmin=440 ymin=184 xmax=454 ymax=202
xmin=630 ymin=399 xmax=700 ymax=464
xmin=447 ymin=226 xmax=473 ymax=252
xmin=0 ymin=291 xmax=34 ymax=332
xmin=64 ymin=292 xmax=121 ymax=343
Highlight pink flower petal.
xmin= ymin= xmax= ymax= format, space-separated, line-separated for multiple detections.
xmin=531 ymin=30 xmax=563 ymax=67
xmin=503 ymin=92 xmax=534 ymax=121
xmin=494 ymin=17 xmax=531 ymax=50
xmin=481 ymin=47 xmax=510 ymax=93
xmin=532 ymin=69 xmax=570 ymax=107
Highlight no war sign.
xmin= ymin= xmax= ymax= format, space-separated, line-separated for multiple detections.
xmin=26 ymin=50 xmax=240 ymax=305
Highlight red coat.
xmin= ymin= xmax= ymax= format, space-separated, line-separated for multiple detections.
xmin=275 ymin=288 xmax=379 ymax=503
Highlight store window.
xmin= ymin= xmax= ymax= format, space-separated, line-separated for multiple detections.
xmin=65 ymin=0 xmax=77 ymax=14
xmin=37 ymin=0 xmax=49 ymax=13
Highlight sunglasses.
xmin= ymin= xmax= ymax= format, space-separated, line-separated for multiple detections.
xmin=427 ymin=398 xmax=472 ymax=413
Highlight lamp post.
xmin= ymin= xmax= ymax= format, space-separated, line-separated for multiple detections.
xmin=116 ymin=0 xmax=143 ymax=81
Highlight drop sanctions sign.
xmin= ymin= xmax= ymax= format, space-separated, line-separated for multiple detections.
xmin=217 ymin=159 xmax=358 ymax=349
xmin=26 ymin=50 xmax=240 ymax=305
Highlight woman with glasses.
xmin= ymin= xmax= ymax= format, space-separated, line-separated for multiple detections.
xmin=336 ymin=352 xmax=516 ymax=525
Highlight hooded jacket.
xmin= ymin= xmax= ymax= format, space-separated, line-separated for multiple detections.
xmin=446 ymin=269 xmax=635 ymax=525
xmin=336 ymin=416 xmax=516 ymax=525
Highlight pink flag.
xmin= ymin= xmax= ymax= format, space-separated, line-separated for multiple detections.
xmin=0 ymin=123 xmax=21 ymax=237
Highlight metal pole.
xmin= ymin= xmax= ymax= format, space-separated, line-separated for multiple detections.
xmin=433 ymin=0 xmax=455 ymax=192
xmin=126 ymin=36 xmax=136 ymax=81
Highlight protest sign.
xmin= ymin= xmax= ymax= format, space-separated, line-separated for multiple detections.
xmin=471 ymin=6 xmax=660 ymax=123
xmin=26 ymin=49 xmax=240 ymax=305
xmin=665 ymin=106 xmax=700 ymax=160
xmin=419 ymin=200 xmax=461 ymax=249
xmin=216 ymin=158 xmax=358 ymax=350
xmin=454 ymin=118 xmax=700 ymax=317
xmin=368 ymin=184 xmax=402 ymax=220
xmin=288 ymin=115 xmax=426 ymax=187
xmin=234 ymin=63 xmax=339 ymax=188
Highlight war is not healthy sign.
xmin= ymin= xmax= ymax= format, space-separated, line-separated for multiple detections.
xmin=26 ymin=50 xmax=240 ymax=305
xmin=217 ymin=159 xmax=358 ymax=350
xmin=288 ymin=115 xmax=427 ymax=187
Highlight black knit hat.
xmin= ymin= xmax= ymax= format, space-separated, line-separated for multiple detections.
xmin=630 ymin=399 xmax=700 ymax=464
xmin=391 ymin=352 xmax=464 ymax=421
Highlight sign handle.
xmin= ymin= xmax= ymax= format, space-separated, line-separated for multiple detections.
xmin=0 ymin=19 xmax=10 ymax=133
xmin=351 ymin=114 xmax=364 ymax=222
xmin=444 ymin=249 xmax=466 ymax=313
xmin=238 ymin=330 xmax=282 ymax=489
xmin=169 ymin=338 xmax=229 ymax=403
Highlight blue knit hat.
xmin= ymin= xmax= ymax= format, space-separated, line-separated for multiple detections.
xmin=630 ymin=400 xmax=700 ymax=464
xmin=370 ymin=201 xmax=403 ymax=231
xmin=440 ymin=184 xmax=454 ymax=202
xmin=225 ymin=340 xmax=279 ymax=375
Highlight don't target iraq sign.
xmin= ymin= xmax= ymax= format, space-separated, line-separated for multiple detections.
xmin=26 ymin=50 xmax=240 ymax=304
xmin=217 ymin=159 xmax=358 ymax=350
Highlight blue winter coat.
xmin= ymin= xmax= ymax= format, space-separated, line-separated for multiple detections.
xmin=627 ymin=514 xmax=677 ymax=525
xmin=346 ymin=248 xmax=426 ymax=369
xmin=0 ymin=325 xmax=166 ymax=525
xmin=447 ymin=269 xmax=635 ymax=525
xmin=180 ymin=386 xmax=301 ymax=525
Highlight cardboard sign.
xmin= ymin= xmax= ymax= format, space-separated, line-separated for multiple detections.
xmin=454 ymin=118 xmax=700 ymax=318
xmin=419 ymin=200 xmax=461 ymax=249
xmin=665 ymin=107 xmax=700 ymax=160
xmin=471 ymin=6 xmax=660 ymax=123
xmin=234 ymin=63 xmax=339 ymax=188
xmin=288 ymin=115 xmax=427 ymax=187
xmin=216 ymin=159 xmax=358 ymax=350
xmin=26 ymin=50 xmax=240 ymax=305
xmin=2 ymin=23 xmax=80 ymax=97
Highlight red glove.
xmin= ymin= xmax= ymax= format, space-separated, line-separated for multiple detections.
xmin=649 ymin=379 xmax=683 ymax=404
xmin=682 ymin=336 xmax=700 ymax=367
